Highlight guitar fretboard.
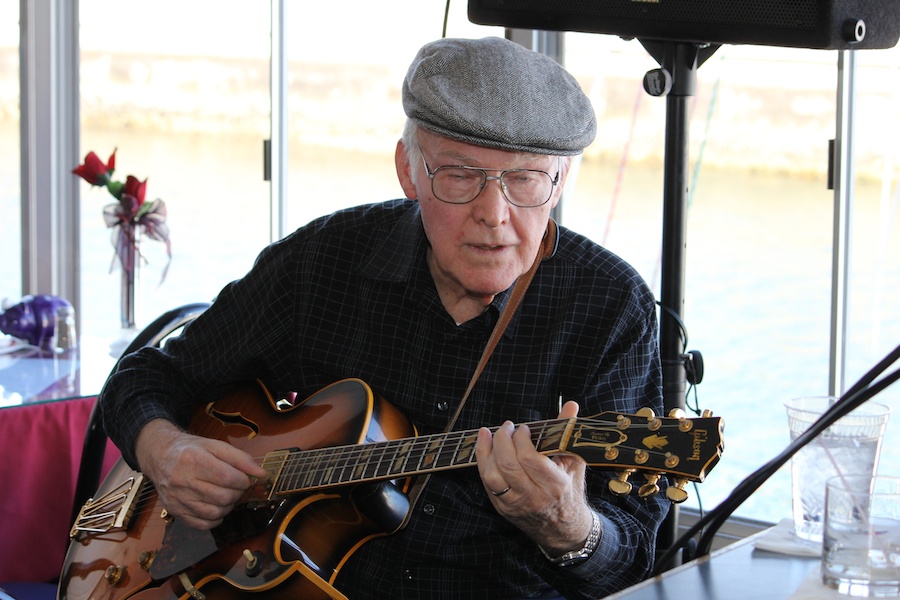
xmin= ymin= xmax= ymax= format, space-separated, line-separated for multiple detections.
xmin=269 ymin=419 xmax=573 ymax=496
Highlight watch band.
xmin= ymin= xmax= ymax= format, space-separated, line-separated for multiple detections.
xmin=539 ymin=509 xmax=602 ymax=567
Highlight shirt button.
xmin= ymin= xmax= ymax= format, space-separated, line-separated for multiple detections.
xmin=404 ymin=569 xmax=414 ymax=580
xmin=437 ymin=401 xmax=449 ymax=411
xmin=422 ymin=503 xmax=436 ymax=516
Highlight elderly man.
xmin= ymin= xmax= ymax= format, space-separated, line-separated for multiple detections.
xmin=100 ymin=37 xmax=668 ymax=599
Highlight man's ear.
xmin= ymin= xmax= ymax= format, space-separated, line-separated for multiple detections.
xmin=395 ymin=140 xmax=418 ymax=200
xmin=548 ymin=157 xmax=572 ymax=211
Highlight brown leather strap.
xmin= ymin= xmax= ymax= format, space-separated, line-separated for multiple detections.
xmin=402 ymin=219 xmax=558 ymax=519
xmin=444 ymin=218 xmax=558 ymax=431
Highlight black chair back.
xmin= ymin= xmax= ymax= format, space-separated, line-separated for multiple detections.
xmin=68 ymin=302 xmax=211 ymax=527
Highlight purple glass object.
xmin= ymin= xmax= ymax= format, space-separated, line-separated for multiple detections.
xmin=0 ymin=295 xmax=73 ymax=348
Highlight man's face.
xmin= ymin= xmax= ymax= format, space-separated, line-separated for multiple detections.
xmin=395 ymin=130 xmax=566 ymax=311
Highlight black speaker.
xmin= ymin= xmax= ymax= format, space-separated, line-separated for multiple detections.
xmin=468 ymin=0 xmax=900 ymax=50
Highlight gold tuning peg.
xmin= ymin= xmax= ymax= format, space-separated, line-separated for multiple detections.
xmin=638 ymin=473 xmax=661 ymax=498
xmin=701 ymin=409 xmax=714 ymax=418
xmin=666 ymin=478 xmax=690 ymax=504
xmin=667 ymin=408 xmax=686 ymax=419
xmin=636 ymin=407 xmax=662 ymax=431
xmin=608 ymin=469 xmax=635 ymax=496
xmin=616 ymin=414 xmax=632 ymax=430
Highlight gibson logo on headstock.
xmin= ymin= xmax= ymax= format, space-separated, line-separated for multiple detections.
xmin=689 ymin=429 xmax=708 ymax=461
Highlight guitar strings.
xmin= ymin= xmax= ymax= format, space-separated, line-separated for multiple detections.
xmin=271 ymin=418 xmax=573 ymax=491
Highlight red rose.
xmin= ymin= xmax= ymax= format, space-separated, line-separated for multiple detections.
xmin=123 ymin=175 xmax=148 ymax=207
xmin=72 ymin=150 xmax=116 ymax=186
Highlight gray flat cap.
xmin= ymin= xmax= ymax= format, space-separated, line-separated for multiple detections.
xmin=402 ymin=36 xmax=596 ymax=156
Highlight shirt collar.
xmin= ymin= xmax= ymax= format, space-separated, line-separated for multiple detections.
xmin=359 ymin=200 xmax=544 ymax=339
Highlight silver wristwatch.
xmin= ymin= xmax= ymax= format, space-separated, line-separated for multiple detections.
xmin=539 ymin=509 xmax=602 ymax=567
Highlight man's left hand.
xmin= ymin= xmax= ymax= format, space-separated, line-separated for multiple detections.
xmin=474 ymin=400 xmax=595 ymax=555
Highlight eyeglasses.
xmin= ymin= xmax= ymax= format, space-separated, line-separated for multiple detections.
xmin=421 ymin=154 xmax=560 ymax=208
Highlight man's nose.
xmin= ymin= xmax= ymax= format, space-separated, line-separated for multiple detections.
xmin=472 ymin=176 xmax=510 ymax=227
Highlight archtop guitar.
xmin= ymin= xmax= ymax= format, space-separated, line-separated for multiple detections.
xmin=60 ymin=378 xmax=724 ymax=599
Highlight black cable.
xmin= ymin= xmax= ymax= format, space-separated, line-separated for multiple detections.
xmin=685 ymin=378 xmax=701 ymax=416
xmin=442 ymin=0 xmax=451 ymax=38
xmin=843 ymin=342 xmax=900 ymax=400
xmin=656 ymin=301 xmax=689 ymax=351
xmin=654 ymin=342 xmax=900 ymax=574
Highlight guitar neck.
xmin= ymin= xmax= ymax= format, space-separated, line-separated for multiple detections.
xmin=266 ymin=419 xmax=574 ymax=497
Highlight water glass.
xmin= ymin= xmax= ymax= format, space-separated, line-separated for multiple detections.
xmin=823 ymin=475 xmax=900 ymax=597
xmin=785 ymin=397 xmax=890 ymax=544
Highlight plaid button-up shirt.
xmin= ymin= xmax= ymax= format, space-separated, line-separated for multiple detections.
xmin=102 ymin=199 xmax=667 ymax=599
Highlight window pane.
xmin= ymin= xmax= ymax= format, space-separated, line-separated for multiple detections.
xmin=78 ymin=1 xmax=271 ymax=353
xmin=847 ymin=50 xmax=900 ymax=473
xmin=0 ymin=3 xmax=20 ymax=305
xmin=284 ymin=2 xmax=503 ymax=231
xmin=561 ymin=36 xmax=900 ymax=524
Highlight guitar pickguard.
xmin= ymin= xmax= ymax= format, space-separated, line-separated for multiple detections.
xmin=150 ymin=500 xmax=285 ymax=580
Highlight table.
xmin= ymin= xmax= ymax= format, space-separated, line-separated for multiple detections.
xmin=609 ymin=532 xmax=820 ymax=600
xmin=0 ymin=333 xmax=128 ymax=407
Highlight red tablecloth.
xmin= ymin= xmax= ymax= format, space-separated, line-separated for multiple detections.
xmin=0 ymin=397 xmax=120 ymax=583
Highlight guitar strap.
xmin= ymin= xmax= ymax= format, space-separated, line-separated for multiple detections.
xmin=402 ymin=218 xmax=558 ymax=521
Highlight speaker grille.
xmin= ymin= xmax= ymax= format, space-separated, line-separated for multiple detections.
xmin=470 ymin=0 xmax=900 ymax=49
xmin=477 ymin=0 xmax=820 ymax=32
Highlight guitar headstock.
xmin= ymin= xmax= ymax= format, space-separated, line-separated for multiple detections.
xmin=546 ymin=407 xmax=724 ymax=504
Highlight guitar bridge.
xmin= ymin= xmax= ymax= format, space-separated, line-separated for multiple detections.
xmin=70 ymin=474 xmax=146 ymax=537
xmin=254 ymin=449 xmax=292 ymax=501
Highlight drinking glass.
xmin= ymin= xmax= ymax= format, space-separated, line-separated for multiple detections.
xmin=785 ymin=397 xmax=890 ymax=544
xmin=823 ymin=475 xmax=900 ymax=597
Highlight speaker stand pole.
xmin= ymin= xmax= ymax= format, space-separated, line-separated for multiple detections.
xmin=639 ymin=39 xmax=718 ymax=571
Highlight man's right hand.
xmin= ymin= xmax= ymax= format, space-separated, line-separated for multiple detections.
xmin=134 ymin=419 xmax=269 ymax=530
